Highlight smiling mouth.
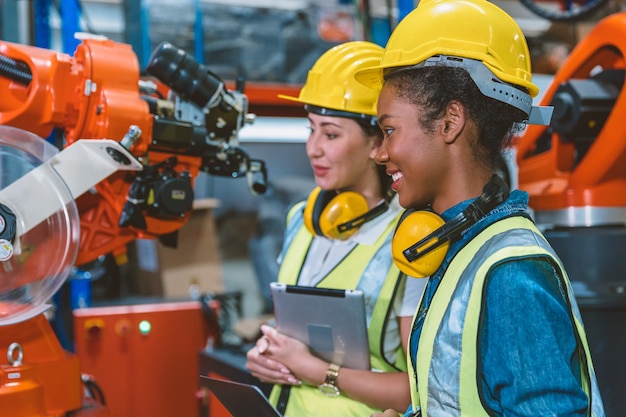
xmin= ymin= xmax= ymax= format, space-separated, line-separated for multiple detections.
xmin=391 ymin=172 xmax=403 ymax=182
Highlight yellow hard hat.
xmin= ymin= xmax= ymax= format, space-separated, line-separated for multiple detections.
xmin=356 ymin=0 xmax=539 ymax=109
xmin=279 ymin=41 xmax=384 ymax=119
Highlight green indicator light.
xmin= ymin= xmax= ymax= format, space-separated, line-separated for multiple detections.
xmin=138 ymin=320 xmax=152 ymax=335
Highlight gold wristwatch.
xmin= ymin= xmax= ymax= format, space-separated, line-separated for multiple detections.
xmin=318 ymin=363 xmax=340 ymax=397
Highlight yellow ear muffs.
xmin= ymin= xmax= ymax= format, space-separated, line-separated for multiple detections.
xmin=304 ymin=187 xmax=370 ymax=241
xmin=319 ymin=191 xmax=370 ymax=240
xmin=392 ymin=210 xmax=449 ymax=277
xmin=391 ymin=174 xmax=511 ymax=278
xmin=303 ymin=187 xmax=323 ymax=236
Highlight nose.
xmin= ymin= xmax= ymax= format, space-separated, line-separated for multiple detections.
xmin=306 ymin=131 xmax=322 ymax=159
xmin=374 ymin=139 xmax=389 ymax=165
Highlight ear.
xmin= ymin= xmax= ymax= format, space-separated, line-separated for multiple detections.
xmin=441 ymin=101 xmax=465 ymax=144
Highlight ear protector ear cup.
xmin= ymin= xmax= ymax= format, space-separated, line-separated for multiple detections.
xmin=304 ymin=187 xmax=387 ymax=241
xmin=304 ymin=187 xmax=331 ymax=236
xmin=392 ymin=209 xmax=448 ymax=277
xmin=392 ymin=175 xmax=510 ymax=277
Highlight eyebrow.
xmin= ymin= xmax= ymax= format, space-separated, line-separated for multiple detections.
xmin=310 ymin=119 xmax=343 ymax=129
xmin=377 ymin=114 xmax=391 ymax=124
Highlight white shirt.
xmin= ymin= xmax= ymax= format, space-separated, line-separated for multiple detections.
xmin=298 ymin=196 xmax=426 ymax=318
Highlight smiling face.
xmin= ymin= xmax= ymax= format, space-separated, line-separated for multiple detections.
xmin=306 ymin=112 xmax=382 ymax=202
xmin=375 ymin=83 xmax=450 ymax=210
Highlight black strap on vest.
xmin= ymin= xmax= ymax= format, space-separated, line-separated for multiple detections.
xmin=276 ymin=385 xmax=291 ymax=415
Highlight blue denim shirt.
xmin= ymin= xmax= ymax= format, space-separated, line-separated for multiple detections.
xmin=405 ymin=190 xmax=603 ymax=416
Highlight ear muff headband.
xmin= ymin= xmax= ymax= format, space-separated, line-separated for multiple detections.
xmin=392 ymin=175 xmax=510 ymax=277
xmin=304 ymin=187 xmax=391 ymax=240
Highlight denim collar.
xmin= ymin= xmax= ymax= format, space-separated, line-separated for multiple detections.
xmin=427 ymin=190 xmax=531 ymax=293
xmin=442 ymin=190 xmax=530 ymax=251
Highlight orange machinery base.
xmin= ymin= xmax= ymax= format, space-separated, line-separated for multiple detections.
xmin=73 ymin=299 xmax=213 ymax=417
xmin=0 ymin=313 xmax=113 ymax=417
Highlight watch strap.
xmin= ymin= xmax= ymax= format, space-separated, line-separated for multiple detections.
xmin=318 ymin=363 xmax=340 ymax=397
xmin=325 ymin=363 xmax=340 ymax=385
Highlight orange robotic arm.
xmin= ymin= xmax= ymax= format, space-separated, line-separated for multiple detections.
xmin=0 ymin=37 xmax=266 ymax=266
xmin=516 ymin=12 xmax=626 ymax=225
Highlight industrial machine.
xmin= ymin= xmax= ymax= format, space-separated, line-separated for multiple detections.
xmin=516 ymin=11 xmax=626 ymax=417
xmin=73 ymin=300 xmax=212 ymax=417
xmin=0 ymin=36 xmax=267 ymax=416
xmin=0 ymin=35 xmax=267 ymax=267
xmin=0 ymin=131 xmax=143 ymax=416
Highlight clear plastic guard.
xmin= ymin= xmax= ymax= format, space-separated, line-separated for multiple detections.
xmin=0 ymin=126 xmax=79 ymax=326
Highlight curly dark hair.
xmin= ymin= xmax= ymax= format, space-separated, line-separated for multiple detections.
xmin=384 ymin=66 xmax=527 ymax=170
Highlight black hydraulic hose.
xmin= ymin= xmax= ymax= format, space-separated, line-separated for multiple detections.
xmin=87 ymin=379 xmax=106 ymax=405
xmin=0 ymin=54 xmax=32 ymax=86
xmin=82 ymin=376 xmax=107 ymax=405
xmin=517 ymin=0 xmax=610 ymax=22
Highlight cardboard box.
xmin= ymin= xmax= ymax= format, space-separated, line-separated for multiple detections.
xmin=134 ymin=198 xmax=224 ymax=298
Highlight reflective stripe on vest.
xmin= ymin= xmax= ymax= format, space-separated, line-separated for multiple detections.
xmin=272 ymin=202 xmax=407 ymax=417
xmin=409 ymin=216 xmax=602 ymax=417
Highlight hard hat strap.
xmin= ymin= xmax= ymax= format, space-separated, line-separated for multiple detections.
xmin=387 ymin=55 xmax=534 ymax=118
xmin=304 ymin=104 xmax=377 ymax=126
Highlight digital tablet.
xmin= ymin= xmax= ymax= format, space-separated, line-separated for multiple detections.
xmin=269 ymin=282 xmax=371 ymax=370
xmin=200 ymin=376 xmax=282 ymax=417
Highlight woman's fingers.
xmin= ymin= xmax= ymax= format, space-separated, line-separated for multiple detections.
xmin=246 ymin=344 xmax=301 ymax=385
xmin=257 ymin=336 xmax=270 ymax=354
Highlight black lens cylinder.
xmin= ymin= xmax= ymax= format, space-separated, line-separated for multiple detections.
xmin=146 ymin=42 xmax=222 ymax=108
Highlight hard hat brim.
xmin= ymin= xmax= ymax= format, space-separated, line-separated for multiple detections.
xmin=354 ymin=65 xmax=385 ymax=90
xmin=277 ymin=93 xmax=307 ymax=105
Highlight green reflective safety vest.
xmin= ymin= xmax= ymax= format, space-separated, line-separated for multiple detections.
xmin=409 ymin=216 xmax=603 ymax=417
xmin=270 ymin=202 xmax=408 ymax=417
